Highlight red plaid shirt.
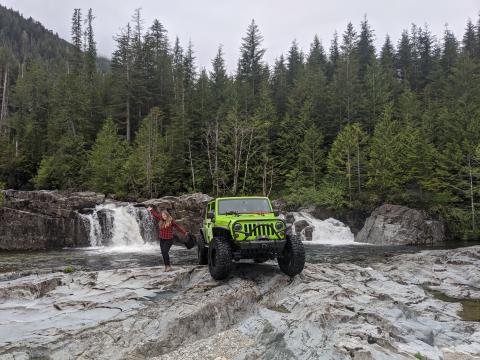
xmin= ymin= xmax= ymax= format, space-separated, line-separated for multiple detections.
xmin=149 ymin=209 xmax=187 ymax=240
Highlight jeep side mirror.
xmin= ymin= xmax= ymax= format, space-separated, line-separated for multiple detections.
xmin=273 ymin=211 xmax=279 ymax=217
xmin=207 ymin=211 xmax=215 ymax=219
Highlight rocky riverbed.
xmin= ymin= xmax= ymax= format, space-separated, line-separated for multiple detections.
xmin=1 ymin=246 xmax=479 ymax=360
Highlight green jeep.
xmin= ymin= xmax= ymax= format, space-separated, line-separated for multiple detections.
xmin=198 ymin=196 xmax=305 ymax=280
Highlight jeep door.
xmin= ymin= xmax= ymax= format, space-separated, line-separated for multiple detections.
xmin=203 ymin=201 xmax=214 ymax=243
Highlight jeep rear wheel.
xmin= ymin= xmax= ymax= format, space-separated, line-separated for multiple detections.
xmin=277 ymin=234 xmax=305 ymax=277
xmin=208 ymin=238 xmax=233 ymax=280
xmin=197 ymin=233 xmax=208 ymax=265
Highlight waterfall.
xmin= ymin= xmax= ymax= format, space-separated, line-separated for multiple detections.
xmin=79 ymin=203 xmax=157 ymax=248
xmin=291 ymin=212 xmax=357 ymax=245
xmin=85 ymin=210 xmax=102 ymax=247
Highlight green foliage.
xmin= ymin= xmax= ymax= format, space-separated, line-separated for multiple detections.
xmin=285 ymin=180 xmax=347 ymax=209
xmin=414 ymin=352 xmax=425 ymax=360
xmin=122 ymin=108 xmax=171 ymax=198
xmin=63 ymin=265 xmax=75 ymax=273
xmin=2 ymin=9 xmax=480 ymax=238
xmin=0 ymin=180 xmax=4 ymax=205
xmin=327 ymin=123 xmax=368 ymax=203
xmin=86 ymin=117 xmax=129 ymax=195
xmin=34 ymin=136 xmax=87 ymax=190
xmin=297 ymin=125 xmax=324 ymax=190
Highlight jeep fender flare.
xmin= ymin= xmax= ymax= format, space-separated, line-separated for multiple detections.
xmin=212 ymin=226 xmax=232 ymax=240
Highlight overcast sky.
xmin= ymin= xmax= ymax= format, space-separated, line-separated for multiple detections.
xmin=3 ymin=0 xmax=479 ymax=73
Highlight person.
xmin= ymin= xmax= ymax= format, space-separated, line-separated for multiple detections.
xmin=147 ymin=207 xmax=188 ymax=272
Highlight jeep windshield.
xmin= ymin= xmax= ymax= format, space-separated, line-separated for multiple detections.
xmin=217 ymin=198 xmax=272 ymax=215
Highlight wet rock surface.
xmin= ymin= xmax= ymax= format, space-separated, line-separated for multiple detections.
xmin=294 ymin=219 xmax=310 ymax=233
xmin=0 ymin=190 xmax=104 ymax=250
xmin=0 ymin=246 xmax=479 ymax=360
xmin=356 ymin=204 xmax=446 ymax=245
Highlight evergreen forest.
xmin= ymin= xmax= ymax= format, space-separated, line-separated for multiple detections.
xmin=1 ymin=5 xmax=480 ymax=238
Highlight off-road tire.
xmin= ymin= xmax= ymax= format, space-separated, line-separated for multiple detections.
xmin=197 ymin=233 xmax=208 ymax=265
xmin=277 ymin=234 xmax=305 ymax=276
xmin=208 ymin=238 xmax=233 ymax=280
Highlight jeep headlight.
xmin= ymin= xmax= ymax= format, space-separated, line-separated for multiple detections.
xmin=233 ymin=223 xmax=243 ymax=232
xmin=275 ymin=222 xmax=284 ymax=231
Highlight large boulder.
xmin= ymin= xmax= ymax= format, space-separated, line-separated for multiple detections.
xmin=140 ymin=193 xmax=212 ymax=239
xmin=0 ymin=190 xmax=105 ymax=250
xmin=294 ymin=219 xmax=310 ymax=234
xmin=355 ymin=204 xmax=446 ymax=245
xmin=303 ymin=225 xmax=314 ymax=241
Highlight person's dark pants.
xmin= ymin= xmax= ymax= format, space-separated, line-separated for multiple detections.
xmin=159 ymin=239 xmax=173 ymax=266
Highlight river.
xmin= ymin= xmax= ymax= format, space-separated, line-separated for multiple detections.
xmin=1 ymin=203 xmax=478 ymax=279
xmin=1 ymin=241 xmax=477 ymax=281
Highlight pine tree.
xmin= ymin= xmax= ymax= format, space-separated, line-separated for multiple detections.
xmin=463 ymin=19 xmax=477 ymax=56
xmin=327 ymin=31 xmax=340 ymax=79
xmin=70 ymin=8 xmax=82 ymax=74
xmin=357 ymin=16 xmax=375 ymax=80
xmin=210 ymin=45 xmax=228 ymax=107
xmin=183 ymin=40 xmax=197 ymax=134
xmin=130 ymin=8 xmax=148 ymax=133
xmin=237 ymin=19 xmax=266 ymax=114
xmin=87 ymin=117 xmax=129 ymax=194
xmin=380 ymin=35 xmax=395 ymax=72
xmin=379 ymin=35 xmax=398 ymax=97
xmin=34 ymin=136 xmax=87 ymax=190
xmin=144 ymin=19 xmax=173 ymax=110
xmin=123 ymin=108 xmax=170 ymax=197
xmin=271 ymin=55 xmax=288 ymax=118
xmin=307 ymin=35 xmax=327 ymax=72
xmin=286 ymin=40 xmax=304 ymax=89
xmin=297 ymin=125 xmax=324 ymax=190
xmin=327 ymin=123 xmax=368 ymax=203
xmin=367 ymin=104 xmax=404 ymax=197
xmin=249 ymin=81 xmax=276 ymax=195
xmin=397 ymin=30 xmax=413 ymax=83
xmin=442 ymin=27 xmax=459 ymax=74
xmin=111 ymin=23 xmax=133 ymax=141
xmin=82 ymin=8 xmax=101 ymax=142
xmin=417 ymin=26 xmax=435 ymax=89
xmin=84 ymin=9 xmax=96 ymax=81
xmin=476 ymin=13 xmax=480 ymax=59
xmin=334 ymin=22 xmax=360 ymax=125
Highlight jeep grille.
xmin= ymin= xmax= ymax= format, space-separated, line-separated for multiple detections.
xmin=243 ymin=223 xmax=273 ymax=237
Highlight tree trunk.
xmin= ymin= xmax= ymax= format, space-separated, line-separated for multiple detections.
xmin=468 ymin=155 xmax=476 ymax=232
xmin=205 ymin=126 xmax=214 ymax=193
xmin=312 ymin=149 xmax=316 ymax=191
xmin=347 ymin=149 xmax=352 ymax=204
xmin=267 ymin=164 xmax=274 ymax=197
xmin=188 ymin=140 xmax=196 ymax=192
xmin=242 ymin=130 xmax=253 ymax=195
xmin=356 ymin=139 xmax=361 ymax=194
xmin=0 ymin=68 xmax=8 ymax=133
xmin=126 ymin=98 xmax=131 ymax=142
xmin=215 ymin=117 xmax=219 ymax=196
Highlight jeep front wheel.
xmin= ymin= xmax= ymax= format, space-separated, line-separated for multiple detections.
xmin=208 ymin=238 xmax=233 ymax=280
xmin=277 ymin=234 xmax=305 ymax=277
